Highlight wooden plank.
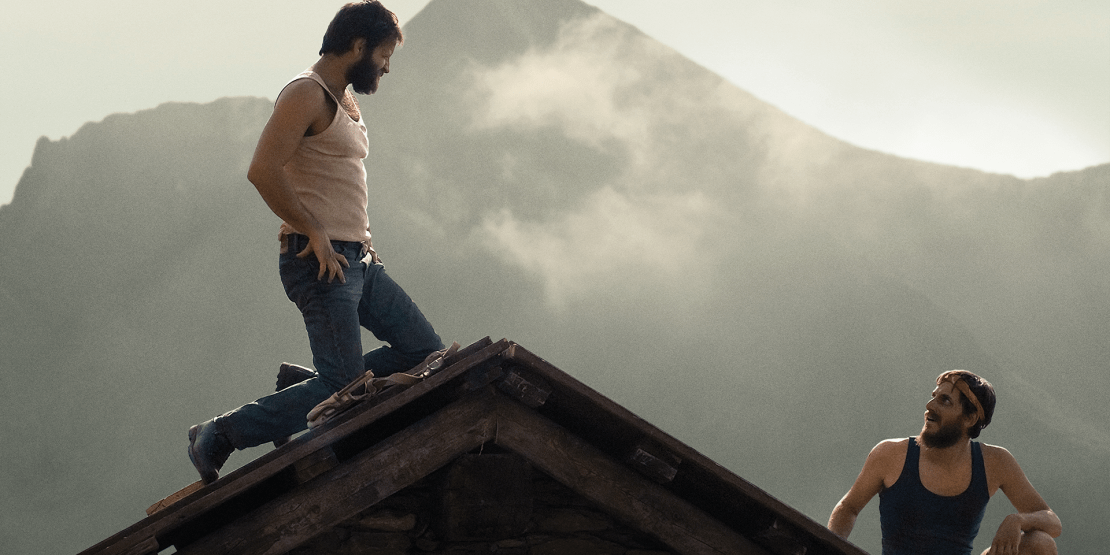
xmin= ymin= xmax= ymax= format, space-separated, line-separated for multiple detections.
xmin=116 ymin=536 xmax=159 ymax=555
xmin=503 ymin=343 xmax=866 ymax=555
xmin=78 ymin=338 xmax=508 ymax=555
xmin=489 ymin=396 xmax=772 ymax=555
xmin=497 ymin=369 xmax=552 ymax=408
xmin=292 ymin=445 xmax=338 ymax=484
xmin=80 ymin=337 xmax=864 ymax=555
xmin=173 ymin=390 xmax=499 ymax=555
xmin=146 ymin=481 xmax=204 ymax=516
xmin=755 ymin=519 xmax=810 ymax=555
xmin=627 ymin=444 xmax=680 ymax=484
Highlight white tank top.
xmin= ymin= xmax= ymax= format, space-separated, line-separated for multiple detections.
xmin=276 ymin=70 xmax=373 ymax=248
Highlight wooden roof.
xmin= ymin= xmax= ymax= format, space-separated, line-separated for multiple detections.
xmin=79 ymin=338 xmax=867 ymax=555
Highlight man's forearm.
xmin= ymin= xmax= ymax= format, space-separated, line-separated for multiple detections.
xmin=827 ymin=502 xmax=858 ymax=538
xmin=1015 ymin=509 xmax=1062 ymax=538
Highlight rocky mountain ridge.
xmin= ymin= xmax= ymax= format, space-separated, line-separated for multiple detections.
xmin=1 ymin=0 xmax=1106 ymax=553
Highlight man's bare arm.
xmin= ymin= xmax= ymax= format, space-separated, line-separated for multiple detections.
xmin=828 ymin=440 xmax=901 ymax=538
xmin=247 ymin=79 xmax=349 ymax=283
xmin=828 ymin=495 xmax=865 ymax=539
xmin=985 ymin=445 xmax=1061 ymax=553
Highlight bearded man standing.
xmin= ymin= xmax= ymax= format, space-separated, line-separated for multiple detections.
xmin=186 ymin=1 xmax=445 ymax=484
xmin=828 ymin=371 xmax=1061 ymax=555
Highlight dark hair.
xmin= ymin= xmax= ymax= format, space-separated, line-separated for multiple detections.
xmin=319 ymin=1 xmax=403 ymax=56
xmin=943 ymin=370 xmax=996 ymax=439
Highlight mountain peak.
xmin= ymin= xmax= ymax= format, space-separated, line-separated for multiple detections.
xmin=406 ymin=0 xmax=602 ymax=66
xmin=1 ymin=3 xmax=1106 ymax=553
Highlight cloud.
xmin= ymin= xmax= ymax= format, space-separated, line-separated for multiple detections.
xmin=465 ymin=13 xmax=652 ymax=153
xmin=477 ymin=186 xmax=720 ymax=310
xmin=460 ymin=14 xmax=740 ymax=308
xmin=461 ymin=11 xmax=765 ymax=182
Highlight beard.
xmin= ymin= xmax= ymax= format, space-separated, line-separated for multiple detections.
xmin=348 ymin=51 xmax=382 ymax=95
xmin=920 ymin=419 xmax=964 ymax=449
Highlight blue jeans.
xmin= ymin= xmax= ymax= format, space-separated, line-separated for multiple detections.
xmin=217 ymin=234 xmax=443 ymax=449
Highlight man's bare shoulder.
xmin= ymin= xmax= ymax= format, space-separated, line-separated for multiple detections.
xmin=268 ymin=78 xmax=333 ymax=136
xmin=980 ymin=443 xmax=1021 ymax=471
xmin=871 ymin=437 xmax=910 ymax=457
xmin=979 ymin=442 xmax=1011 ymax=454
xmin=978 ymin=442 xmax=1043 ymax=499
xmin=859 ymin=438 xmax=909 ymax=488
xmin=276 ymin=78 xmax=328 ymax=110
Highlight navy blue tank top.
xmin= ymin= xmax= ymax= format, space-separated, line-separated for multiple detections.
xmin=878 ymin=437 xmax=989 ymax=555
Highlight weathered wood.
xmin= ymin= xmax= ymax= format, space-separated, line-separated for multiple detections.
xmin=292 ymin=445 xmax=338 ymax=484
xmin=456 ymin=359 xmax=504 ymax=393
xmin=503 ymin=343 xmax=676 ymax=452
xmin=439 ymin=453 xmax=533 ymax=541
xmin=627 ymin=443 xmax=681 ymax=484
xmin=503 ymin=343 xmax=866 ymax=555
xmin=77 ymin=338 xmax=509 ymax=555
xmin=146 ymin=481 xmax=204 ymax=516
xmin=173 ymin=390 xmax=499 ymax=555
xmin=116 ymin=536 xmax=159 ymax=555
xmin=80 ymin=338 xmax=866 ymax=555
xmin=755 ymin=519 xmax=809 ymax=555
xmin=497 ymin=369 xmax=552 ymax=408
xmin=490 ymin=396 xmax=772 ymax=555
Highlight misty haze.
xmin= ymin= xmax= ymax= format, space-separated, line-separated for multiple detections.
xmin=1 ymin=0 xmax=1107 ymax=553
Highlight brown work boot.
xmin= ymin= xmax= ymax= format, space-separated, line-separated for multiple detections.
xmin=187 ymin=419 xmax=233 ymax=485
xmin=276 ymin=362 xmax=316 ymax=391
xmin=273 ymin=362 xmax=316 ymax=448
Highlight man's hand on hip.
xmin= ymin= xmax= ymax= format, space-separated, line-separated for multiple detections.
xmin=298 ymin=232 xmax=349 ymax=284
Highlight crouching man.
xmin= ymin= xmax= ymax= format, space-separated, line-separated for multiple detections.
xmin=828 ymin=371 xmax=1061 ymax=554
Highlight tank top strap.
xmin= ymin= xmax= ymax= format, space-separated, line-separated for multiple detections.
xmin=905 ymin=436 xmax=921 ymax=475
xmin=277 ymin=70 xmax=344 ymax=110
xmin=969 ymin=441 xmax=987 ymax=494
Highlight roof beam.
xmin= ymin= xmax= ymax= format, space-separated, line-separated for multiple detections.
xmin=490 ymin=396 xmax=773 ymax=555
xmin=173 ymin=390 xmax=499 ymax=555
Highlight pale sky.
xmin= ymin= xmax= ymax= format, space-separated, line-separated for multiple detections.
xmin=1 ymin=0 xmax=1107 ymax=205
